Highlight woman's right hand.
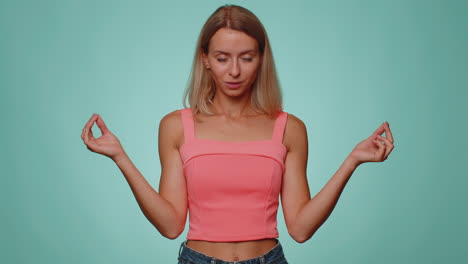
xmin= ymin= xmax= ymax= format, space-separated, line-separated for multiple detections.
xmin=81 ymin=113 xmax=126 ymax=162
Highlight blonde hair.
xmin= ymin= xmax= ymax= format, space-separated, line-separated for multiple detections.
xmin=182 ymin=5 xmax=283 ymax=117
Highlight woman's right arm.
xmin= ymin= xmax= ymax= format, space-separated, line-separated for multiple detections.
xmin=81 ymin=112 xmax=187 ymax=239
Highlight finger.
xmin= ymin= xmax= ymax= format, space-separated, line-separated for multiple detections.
xmin=383 ymin=122 xmax=394 ymax=144
xmin=81 ymin=117 xmax=93 ymax=139
xmin=373 ymin=139 xmax=386 ymax=161
xmin=376 ymin=135 xmax=394 ymax=159
xmin=376 ymin=134 xmax=393 ymax=147
xmin=83 ymin=114 xmax=98 ymax=143
xmin=82 ymin=114 xmax=98 ymax=137
xmin=82 ymin=121 xmax=88 ymax=140
xmin=83 ymin=126 xmax=95 ymax=145
xmin=96 ymin=114 xmax=110 ymax=134
xmin=372 ymin=122 xmax=386 ymax=137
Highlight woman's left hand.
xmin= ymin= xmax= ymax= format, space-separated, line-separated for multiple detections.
xmin=348 ymin=121 xmax=394 ymax=166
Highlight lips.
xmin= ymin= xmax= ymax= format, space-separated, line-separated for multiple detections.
xmin=225 ymin=81 xmax=243 ymax=89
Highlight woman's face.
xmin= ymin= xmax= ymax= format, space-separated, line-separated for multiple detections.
xmin=202 ymin=28 xmax=262 ymax=99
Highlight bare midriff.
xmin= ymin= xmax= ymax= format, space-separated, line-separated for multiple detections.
xmin=186 ymin=238 xmax=278 ymax=262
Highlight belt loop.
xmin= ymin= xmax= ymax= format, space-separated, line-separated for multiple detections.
xmin=259 ymin=255 xmax=265 ymax=264
xmin=178 ymin=241 xmax=185 ymax=257
xmin=211 ymin=258 xmax=216 ymax=264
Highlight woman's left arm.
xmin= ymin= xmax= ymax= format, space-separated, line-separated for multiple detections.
xmin=281 ymin=117 xmax=394 ymax=243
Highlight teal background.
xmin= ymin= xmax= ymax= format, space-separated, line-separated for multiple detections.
xmin=1 ymin=0 xmax=467 ymax=263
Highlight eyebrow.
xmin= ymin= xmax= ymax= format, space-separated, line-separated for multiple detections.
xmin=212 ymin=50 xmax=257 ymax=55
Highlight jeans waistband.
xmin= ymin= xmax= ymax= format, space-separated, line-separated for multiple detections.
xmin=178 ymin=239 xmax=285 ymax=264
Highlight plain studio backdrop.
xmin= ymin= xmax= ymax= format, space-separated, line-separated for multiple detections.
xmin=1 ymin=0 xmax=467 ymax=263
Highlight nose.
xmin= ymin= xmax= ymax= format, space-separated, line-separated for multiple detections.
xmin=229 ymin=59 xmax=240 ymax=78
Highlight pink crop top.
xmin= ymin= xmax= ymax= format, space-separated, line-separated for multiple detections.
xmin=178 ymin=108 xmax=288 ymax=242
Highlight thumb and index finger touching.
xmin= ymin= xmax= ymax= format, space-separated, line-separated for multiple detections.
xmin=81 ymin=113 xmax=110 ymax=143
xmin=371 ymin=121 xmax=394 ymax=143
xmin=95 ymin=114 xmax=110 ymax=134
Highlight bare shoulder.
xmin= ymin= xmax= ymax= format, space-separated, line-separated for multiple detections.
xmin=159 ymin=109 xmax=184 ymax=149
xmin=284 ymin=113 xmax=308 ymax=151
xmin=285 ymin=113 xmax=306 ymax=130
xmin=160 ymin=109 xmax=183 ymax=125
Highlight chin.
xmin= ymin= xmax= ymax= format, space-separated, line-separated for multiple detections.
xmin=224 ymin=88 xmax=250 ymax=98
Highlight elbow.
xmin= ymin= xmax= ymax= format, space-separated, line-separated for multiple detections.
xmin=164 ymin=231 xmax=181 ymax=240
xmin=162 ymin=229 xmax=182 ymax=240
xmin=290 ymin=231 xmax=309 ymax=244
xmin=293 ymin=236 xmax=306 ymax=244
xmin=149 ymin=210 xmax=186 ymax=240
xmin=288 ymin=227 xmax=303 ymax=243
xmin=162 ymin=222 xmax=185 ymax=240
xmin=288 ymin=225 xmax=315 ymax=244
xmin=291 ymin=231 xmax=314 ymax=244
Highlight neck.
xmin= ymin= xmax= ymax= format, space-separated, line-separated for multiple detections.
xmin=209 ymin=92 xmax=256 ymax=119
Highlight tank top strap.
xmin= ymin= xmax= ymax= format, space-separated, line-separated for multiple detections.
xmin=180 ymin=108 xmax=195 ymax=143
xmin=272 ymin=111 xmax=288 ymax=143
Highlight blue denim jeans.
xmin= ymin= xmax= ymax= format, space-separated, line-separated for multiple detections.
xmin=177 ymin=239 xmax=289 ymax=264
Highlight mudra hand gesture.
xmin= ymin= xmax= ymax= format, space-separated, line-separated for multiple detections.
xmin=349 ymin=121 xmax=394 ymax=166
xmin=81 ymin=113 xmax=125 ymax=161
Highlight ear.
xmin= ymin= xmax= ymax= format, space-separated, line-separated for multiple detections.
xmin=202 ymin=52 xmax=210 ymax=70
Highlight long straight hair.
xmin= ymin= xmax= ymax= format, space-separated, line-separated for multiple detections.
xmin=182 ymin=5 xmax=283 ymax=118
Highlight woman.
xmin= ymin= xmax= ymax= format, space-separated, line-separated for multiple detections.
xmin=81 ymin=5 xmax=394 ymax=264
